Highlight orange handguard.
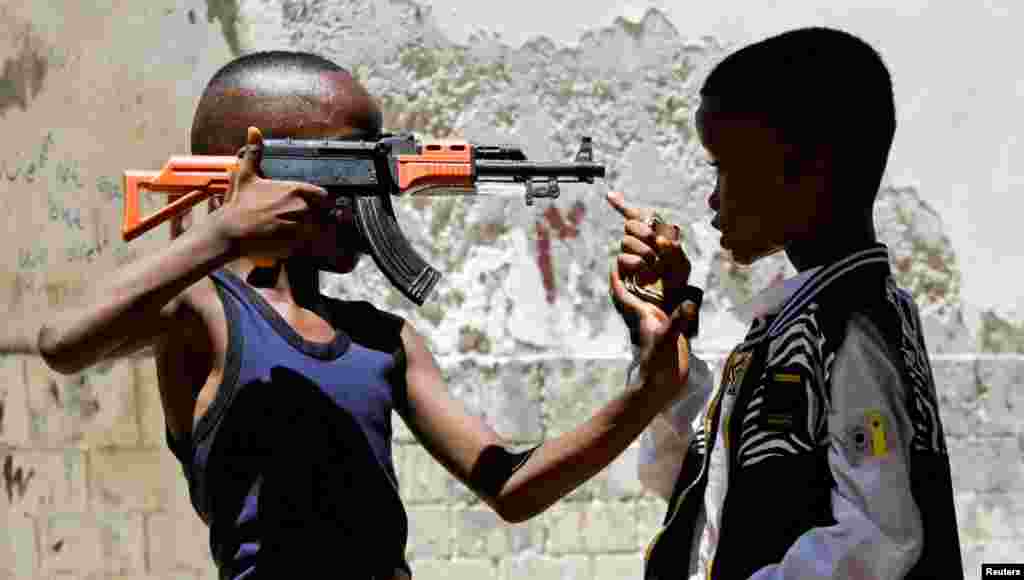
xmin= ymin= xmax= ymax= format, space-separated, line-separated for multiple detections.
xmin=394 ymin=142 xmax=474 ymax=193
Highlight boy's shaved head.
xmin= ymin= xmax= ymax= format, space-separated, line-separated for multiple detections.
xmin=700 ymin=27 xmax=896 ymax=204
xmin=190 ymin=51 xmax=380 ymax=276
xmin=190 ymin=51 xmax=383 ymax=155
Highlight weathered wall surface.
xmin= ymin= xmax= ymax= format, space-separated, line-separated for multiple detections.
xmin=0 ymin=1 xmax=1020 ymax=579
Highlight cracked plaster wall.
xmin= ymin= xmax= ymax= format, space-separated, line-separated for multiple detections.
xmin=0 ymin=1 xmax=1019 ymax=578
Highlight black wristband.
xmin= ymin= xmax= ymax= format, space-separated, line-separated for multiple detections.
xmin=472 ymin=444 xmax=541 ymax=498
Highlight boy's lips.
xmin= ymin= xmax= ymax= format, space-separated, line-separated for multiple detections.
xmin=711 ymin=213 xmax=721 ymax=231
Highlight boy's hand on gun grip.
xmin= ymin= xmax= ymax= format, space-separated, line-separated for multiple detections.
xmin=607 ymin=191 xmax=697 ymax=397
xmin=212 ymin=126 xmax=332 ymax=260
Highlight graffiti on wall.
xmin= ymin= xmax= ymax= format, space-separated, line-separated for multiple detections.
xmin=2 ymin=455 xmax=34 ymax=503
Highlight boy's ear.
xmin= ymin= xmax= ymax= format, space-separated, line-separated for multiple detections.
xmin=782 ymin=142 xmax=831 ymax=185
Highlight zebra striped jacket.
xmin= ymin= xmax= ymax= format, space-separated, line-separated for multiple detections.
xmin=637 ymin=244 xmax=963 ymax=580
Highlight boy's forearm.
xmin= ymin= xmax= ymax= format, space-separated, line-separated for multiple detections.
xmin=497 ymin=380 xmax=675 ymax=522
xmin=39 ymin=217 xmax=238 ymax=373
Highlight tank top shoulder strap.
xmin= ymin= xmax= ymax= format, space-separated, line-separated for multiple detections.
xmin=188 ymin=268 xmax=248 ymax=446
xmin=206 ymin=268 xmax=251 ymax=310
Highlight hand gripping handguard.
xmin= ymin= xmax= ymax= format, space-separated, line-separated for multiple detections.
xmin=122 ymin=134 xmax=606 ymax=306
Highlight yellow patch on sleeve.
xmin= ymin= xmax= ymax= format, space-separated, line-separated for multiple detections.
xmin=773 ymin=373 xmax=802 ymax=383
xmin=865 ymin=410 xmax=888 ymax=457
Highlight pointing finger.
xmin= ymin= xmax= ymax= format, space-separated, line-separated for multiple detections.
xmin=606 ymin=191 xmax=645 ymax=221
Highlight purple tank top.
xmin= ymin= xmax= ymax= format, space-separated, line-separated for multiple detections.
xmin=166 ymin=268 xmax=411 ymax=579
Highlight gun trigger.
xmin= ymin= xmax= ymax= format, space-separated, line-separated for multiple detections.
xmin=525 ymin=178 xmax=560 ymax=206
xmin=548 ymin=177 xmax=560 ymax=199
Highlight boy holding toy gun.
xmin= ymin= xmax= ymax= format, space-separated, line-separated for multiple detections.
xmin=2 ymin=51 xmax=703 ymax=579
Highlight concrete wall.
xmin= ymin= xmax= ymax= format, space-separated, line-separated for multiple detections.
xmin=0 ymin=1 xmax=1020 ymax=579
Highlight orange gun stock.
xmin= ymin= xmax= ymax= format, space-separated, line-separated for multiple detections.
xmin=122 ymin=155 xmax=238 ymax=242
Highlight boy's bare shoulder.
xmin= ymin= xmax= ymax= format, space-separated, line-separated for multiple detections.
xmin=101 ymin=276 xmax=221 ymax=364
xmin=179 ymin=275 xmax=219 ymax=310
xmin=169 ymin=276 xmax=226 ymax=343
xmin=132 ymin=276 xmax=224 ymax=361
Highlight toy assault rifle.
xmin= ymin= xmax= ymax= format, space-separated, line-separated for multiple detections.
xmin=123 ymin=134 xmax=606 ymax=306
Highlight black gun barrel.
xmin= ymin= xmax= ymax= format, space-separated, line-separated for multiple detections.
xmin=475 ymin=160 xmax=606 ymax=179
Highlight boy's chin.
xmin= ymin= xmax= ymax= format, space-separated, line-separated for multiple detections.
xmin=724 ymin=242 xmax=784 ymax=266
xmin=726 ymin=252 xmax=757 ymax=267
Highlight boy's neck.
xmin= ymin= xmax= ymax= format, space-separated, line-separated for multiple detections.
xmin=227 ymin=258 xmax=318 ymax=307
xmin=784 ymin=218 xmax=878 ymax=273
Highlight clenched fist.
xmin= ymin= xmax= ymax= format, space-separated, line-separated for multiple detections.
xmin=606 ymin=191 xmax=701 ymax=397
xmin=212 ymin=127 xmax=334 ymax=263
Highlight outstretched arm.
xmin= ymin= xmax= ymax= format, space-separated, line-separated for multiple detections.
xmin=395 ymin=320 xmax=691 ymax=523
xmin=5 ymin=127 xmax=329 ymax=375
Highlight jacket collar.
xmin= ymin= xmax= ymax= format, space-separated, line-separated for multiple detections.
xmin=730 ymin=244 xmax=892 ymax=342
xmin=730 ymin=266 xmax=822 ymax=325
xmin=765 ymin=243 xmax=892 ymax=338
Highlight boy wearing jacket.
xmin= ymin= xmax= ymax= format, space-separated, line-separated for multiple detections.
xmin=631 ymin=27 xmax=963 ymax=580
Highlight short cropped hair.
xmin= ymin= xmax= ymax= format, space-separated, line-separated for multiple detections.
xmin=700 ymin=27 xmax=896 ymax=201
xmin=190 ymin=51 xmax=381 ymax=155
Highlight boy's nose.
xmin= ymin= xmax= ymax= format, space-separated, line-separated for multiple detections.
xmin=708 ymin=190 xmax=720 ymax=212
